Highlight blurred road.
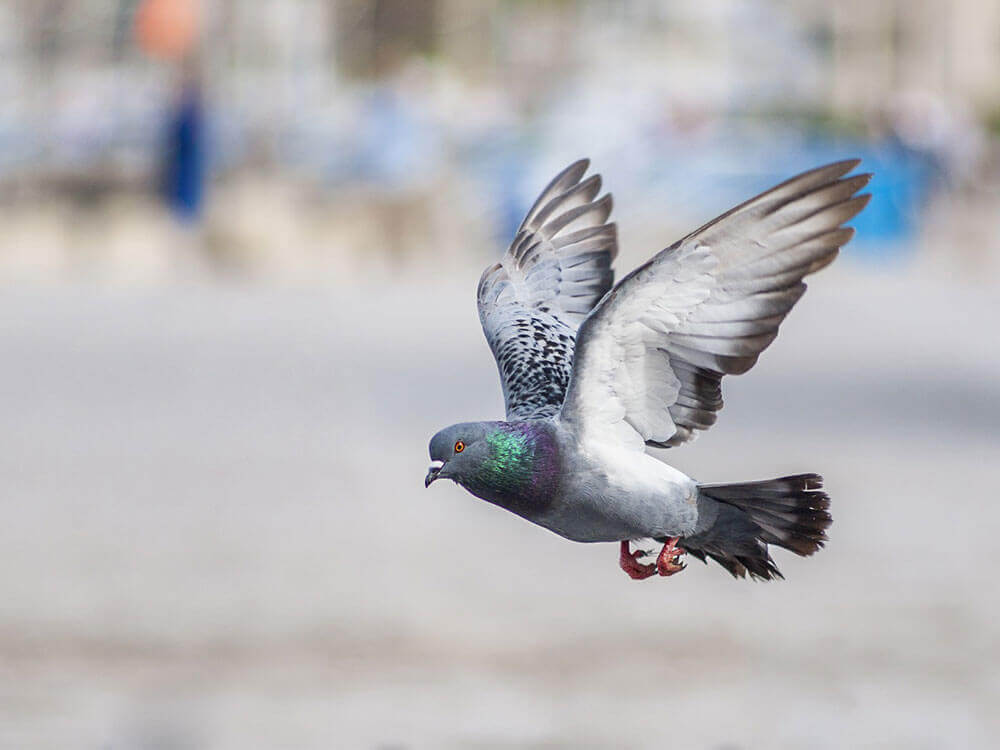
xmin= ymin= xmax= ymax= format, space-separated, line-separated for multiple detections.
xmin=1 ymin=263 xmax=998 ymax=749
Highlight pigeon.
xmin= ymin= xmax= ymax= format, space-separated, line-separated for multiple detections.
xmin=425 ymin=158 xmax=871 ymax=580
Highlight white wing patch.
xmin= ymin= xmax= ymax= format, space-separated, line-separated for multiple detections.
xmin=561 ymin=160 xmax=871 ymax=449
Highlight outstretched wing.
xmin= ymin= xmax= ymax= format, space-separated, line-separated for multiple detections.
xmin=560 ymin=159 xmax=871 ymax=449
xmin=478 ymin=159 xmax=618 ymax=420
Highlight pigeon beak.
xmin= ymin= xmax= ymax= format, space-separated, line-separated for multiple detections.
xmin=424 ymin=460 xmax=444 ymax=488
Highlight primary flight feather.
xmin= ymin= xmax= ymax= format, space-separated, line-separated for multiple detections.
xmin=426 ymin=159 xmax=870 ymax=581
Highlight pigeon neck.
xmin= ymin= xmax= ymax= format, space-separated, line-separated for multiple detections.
xmin=464 ymin=421 xmax=559 ymax=517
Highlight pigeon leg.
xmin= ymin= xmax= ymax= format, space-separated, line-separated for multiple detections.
xmin=656 ymin=537 xmax=686 ymax=577
xmin=619 ymin=540 xmax=657 ymax=580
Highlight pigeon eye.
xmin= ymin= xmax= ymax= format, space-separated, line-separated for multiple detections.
xmin=454 ymin=440 xmax=465 ymax=453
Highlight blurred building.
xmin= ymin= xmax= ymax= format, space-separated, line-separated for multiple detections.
xmin=0 ymin=0 xmax=998 ymax=280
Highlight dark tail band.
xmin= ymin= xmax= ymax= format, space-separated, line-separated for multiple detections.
xmin=680 ymin=473 xmax=832 ymax=580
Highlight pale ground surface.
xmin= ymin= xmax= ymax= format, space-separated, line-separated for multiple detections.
xmin=1 ymin=262 xmax=998 ymax=749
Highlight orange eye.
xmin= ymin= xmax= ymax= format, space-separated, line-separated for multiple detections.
xmin=454 ymin=440 xmax=465 ymax=453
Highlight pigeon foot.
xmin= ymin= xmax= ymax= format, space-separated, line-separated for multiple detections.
xmin=619 ymin=540 xmax=657 ymax=580
xmin=656 ymin=537 xmax=686 ymax=576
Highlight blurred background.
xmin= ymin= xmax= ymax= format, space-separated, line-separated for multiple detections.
xmin=2 ymin=1 xmax=999 ymax=748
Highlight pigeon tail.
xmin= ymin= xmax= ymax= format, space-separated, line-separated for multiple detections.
xmin=679 ymin=474 xmax=832 ymax=581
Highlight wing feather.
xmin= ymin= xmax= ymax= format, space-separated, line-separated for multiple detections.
xmin=560 ymin=160 xmax=871 ymax=448
xmin=478 ymin=160 xmax=618 ymax=420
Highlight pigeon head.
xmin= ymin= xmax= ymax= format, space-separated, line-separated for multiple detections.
xmin=425 ymin=422 xmax=491 ymax=487
xmin=424 ymin=421 xmax=560 ymax=513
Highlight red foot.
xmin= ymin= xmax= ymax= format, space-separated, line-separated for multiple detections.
xmin=656 ymin=537 xmax=686 ymax=577
xmin=619 ymin=540 xmax=657 ymax=580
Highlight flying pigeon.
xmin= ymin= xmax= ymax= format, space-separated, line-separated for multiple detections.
xmin=426 ymin=159 xmax=870 ymax=580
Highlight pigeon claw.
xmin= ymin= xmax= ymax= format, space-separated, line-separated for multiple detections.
xmin=619 ymin=540 xmax=657 ymax=580
xmin=656 ymin=537 xmax=687 ymax=577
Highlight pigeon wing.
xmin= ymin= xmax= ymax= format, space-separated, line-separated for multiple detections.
xmin=560 ymin=160 xmax=871 ymax=449
xmin=478 ymin=159 xmax=618 ymax=420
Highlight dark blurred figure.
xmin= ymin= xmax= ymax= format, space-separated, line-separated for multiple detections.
xmin=135 ymin=0 xmax=203 ymax=220
xmin=163 ymin=63 xmax=204 ymax=220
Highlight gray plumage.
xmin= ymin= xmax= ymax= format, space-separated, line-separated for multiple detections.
xmin=427 ymin=159 xmax=870 ymax=580
xmin=477 ymin=159 xmax=617 ymax=420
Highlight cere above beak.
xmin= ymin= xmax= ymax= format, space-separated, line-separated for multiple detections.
xmin=424 ymin=460 xmax=444 ymax=488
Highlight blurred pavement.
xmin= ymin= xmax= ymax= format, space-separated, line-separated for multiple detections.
xmin=1 ymin=261 xmax=998 ymax=749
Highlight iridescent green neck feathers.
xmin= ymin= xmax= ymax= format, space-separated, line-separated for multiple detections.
xmin=426 ymin=421 xmax=560 ymax=518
